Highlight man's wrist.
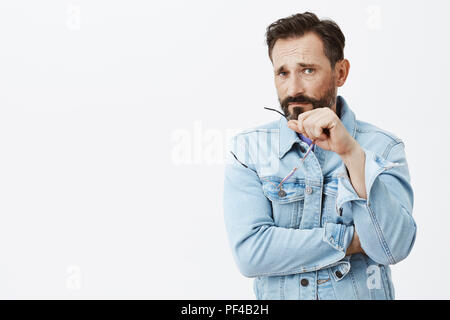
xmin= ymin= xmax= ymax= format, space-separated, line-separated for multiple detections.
xmin=345 ymin=236 xmax=356 ymax=256
xmin=338 ymin=141 xmax=368 ymax=200
xmin=339 ymin=139 xmax=363 ymax=165
xmin=345 ymin=229 xmax=364 ymax=256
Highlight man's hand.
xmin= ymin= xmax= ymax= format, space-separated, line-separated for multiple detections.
xmin=345 ymin=230 xmax=365 ymax=256
xmin=287 ymin=108 xmax=358 ymax=157
xmin=288 ymin=108 xmax=368 ymax=199
xmin=287 ymin=109 xmax=368 ymax=256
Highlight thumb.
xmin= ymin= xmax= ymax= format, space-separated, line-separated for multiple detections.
xmin=287 ymin=120 xmax=302 ymax=133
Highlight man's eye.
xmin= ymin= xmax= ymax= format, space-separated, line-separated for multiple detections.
xmin=278 ymin=71 xmax=287 ymax=77
xmin=303 ymin=68 xmax=315 ymax=75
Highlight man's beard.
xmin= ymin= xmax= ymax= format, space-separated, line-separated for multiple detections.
xmin=279 ymin=79 xmax=337 ymax=121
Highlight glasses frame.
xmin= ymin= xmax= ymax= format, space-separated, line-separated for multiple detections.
xmin=263 ymin=107 xmax=316 ymax=196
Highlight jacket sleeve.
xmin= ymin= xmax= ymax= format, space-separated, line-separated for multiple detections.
xmin=336 ymin=141 xmax=417 ymax=265
xmin=223 ymin=135 xmax=354 ymax=278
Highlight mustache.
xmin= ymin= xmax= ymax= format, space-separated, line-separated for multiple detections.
xmin=281 ymin=94 xmax=323 ymax=120
xmin=281 ymin=95 xmax=320 ymax=108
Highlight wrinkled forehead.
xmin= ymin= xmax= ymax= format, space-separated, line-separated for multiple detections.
xmin=271 ymin=33 xmax=330 ymax=71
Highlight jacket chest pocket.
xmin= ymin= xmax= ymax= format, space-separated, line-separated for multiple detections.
xmin=261 ymin=177 xmax=305 ymax=229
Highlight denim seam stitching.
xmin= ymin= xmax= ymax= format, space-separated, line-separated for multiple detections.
xmin=384 ymin=141 xmax=404 ymax=159
xmin=279 ymin=276 xmax=286 ymax=300
xmin=230 ymin=137 xmax=258 ymax=174
xmin=362 ymin=255 xmax=375 ymax=299
xmin=289 ymin=201 xmax=297 ymax=228
xmin=379 ymin=265 xmax=393 ymax=300
xmin=366 ymin=202 xmax=396 ymax=264
xmin=338 ymin=224 xmax=346 ymax=248
xmin=348 ymin=268 xmax=360 ymax=299
xmin=356 ymin=127 xmax=402 ymax=144
xmin=363 ymin=146 xmax=396 ymax=264
xmin=327 ymin=268 xmax=339 ymax=299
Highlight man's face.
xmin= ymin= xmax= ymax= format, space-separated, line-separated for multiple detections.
xmin=272 ymin=32 xmax=337 ymax=120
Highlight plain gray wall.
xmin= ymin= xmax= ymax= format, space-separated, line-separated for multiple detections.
xmin=0 ymin=0 xmax=448 ymax=299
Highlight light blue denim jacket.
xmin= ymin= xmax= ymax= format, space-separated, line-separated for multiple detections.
xmin=223 ymin=96 xmax=416 ymax=300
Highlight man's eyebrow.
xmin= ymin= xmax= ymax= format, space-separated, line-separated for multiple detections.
xmin=275 ymin=63 xmax=318 ymax=74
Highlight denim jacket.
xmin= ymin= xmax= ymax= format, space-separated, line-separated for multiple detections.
xmin=223 ymin=96 xmax=416 ymax=300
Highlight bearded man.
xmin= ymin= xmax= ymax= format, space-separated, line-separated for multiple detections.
xmin=223 ymin=12 xmax=416 ymax=300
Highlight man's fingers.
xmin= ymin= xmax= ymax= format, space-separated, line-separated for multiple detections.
xmin=297 ymin=109 xmax=314 ymax=122
xmin=305 ymin=125 xmax=315 ymax=141
xmin=287 ymin=120 xmax=305 ymax=134
xmin=287 ymin=120 xmax=297 ymax=131
xmin=288 ymin=119 xmax=320 ymax=141
xmin=311 ymin=123 xmax=328 ymax=141
xmin=302 ymin=110 xmax=336 ymax=140
xmin=288 ymin=110 xmax=329 ymax=141
xmin=303 ymin=115 xmax=321 ymax=140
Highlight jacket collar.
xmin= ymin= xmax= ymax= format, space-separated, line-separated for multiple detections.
xmin=278 ymin=95 xmax=357 ymax=159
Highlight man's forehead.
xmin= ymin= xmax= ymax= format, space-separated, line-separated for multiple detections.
xmin=271 ymin=33 xmax=328 ymax=68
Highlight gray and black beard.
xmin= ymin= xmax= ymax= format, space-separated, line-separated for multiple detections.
xmin=279 ymin=80 xmax=337 ymax=121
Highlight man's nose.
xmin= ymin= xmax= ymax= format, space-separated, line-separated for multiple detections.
xmin=286 ymin=74 xmax=306 ymax=97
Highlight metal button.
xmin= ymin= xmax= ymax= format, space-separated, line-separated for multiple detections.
xmin=300 ymin=278 xmax=309 ymax=287
xmin=278 ymin=189 xmax=286 ymax=197
xmin=305 ymin=186 xmax=312 ymax=194
xmin=335 ymin=270 xmax=343 ymax=279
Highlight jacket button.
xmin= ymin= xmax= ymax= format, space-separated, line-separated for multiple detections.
xmin=305 ymin=186 xmax=312 ymax=194
xmin=278 ymin=189 xmax=286 ymax=197
xmin=335 ymin=270 xmax=343 ymax=279
xmin=300 ymin=279 xmax=309 ymax=287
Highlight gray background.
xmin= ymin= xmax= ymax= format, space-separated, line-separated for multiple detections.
xmin=0 ymin=0 xmax=448 ymax=299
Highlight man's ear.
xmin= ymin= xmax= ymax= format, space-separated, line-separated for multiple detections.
xmin=335 ymin=59 xmax=350 ymax=87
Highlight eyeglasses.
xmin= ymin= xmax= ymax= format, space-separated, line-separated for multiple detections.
xmin=263 ymin=107 xmax=315 ymax=197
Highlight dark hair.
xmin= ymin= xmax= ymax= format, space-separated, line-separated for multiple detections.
xmin=265 ymin=12 xmax=345 ymax=67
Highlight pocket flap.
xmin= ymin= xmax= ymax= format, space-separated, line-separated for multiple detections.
xmin=261 ymin=176 xmax=305 ymax=204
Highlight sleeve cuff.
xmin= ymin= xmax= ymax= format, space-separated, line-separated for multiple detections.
xmin=323 ymin=222 xmax=354 ymax=252
xmin=336 ymin=147 xmax=406 ymax=210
